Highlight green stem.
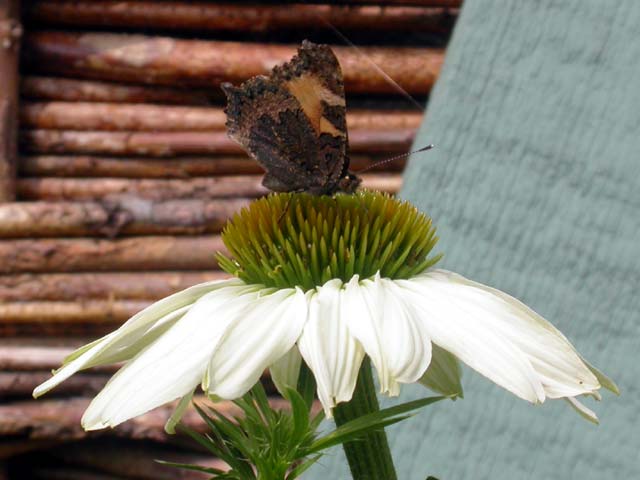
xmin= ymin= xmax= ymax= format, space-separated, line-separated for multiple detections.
xmin=333 ymin=358 xmax=397 ymax=480
xmin=297 ymin=362 xmax=317 ymax=411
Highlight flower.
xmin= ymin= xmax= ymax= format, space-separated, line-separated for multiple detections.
xmin=34 ymin=192 xmax=617 ymax=430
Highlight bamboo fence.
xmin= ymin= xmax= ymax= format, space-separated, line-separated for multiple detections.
xmin=0 ymin=1 xmax=458 ymax=477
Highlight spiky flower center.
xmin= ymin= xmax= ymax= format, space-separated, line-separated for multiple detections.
xmin=217 ymin=191 xmax=441 ymax=291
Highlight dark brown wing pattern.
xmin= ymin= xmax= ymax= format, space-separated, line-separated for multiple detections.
xmin=221 ymin=40 xmax=360 ymax=195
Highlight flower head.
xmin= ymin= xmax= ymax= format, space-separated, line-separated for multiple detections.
xmin=34 ymin=192 xmax=617 ymax=429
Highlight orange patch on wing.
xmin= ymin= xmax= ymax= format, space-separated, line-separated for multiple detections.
xmin=285 ymin=74 xmax=345 ymax=137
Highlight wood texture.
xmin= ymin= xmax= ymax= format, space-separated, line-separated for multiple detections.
xmin=0 ymin=371 xmax=108 ymax=398
xmin=20 ymin=129 xmax=415 ymax=156
xmin=0 ymin=0 xmax=21 ymax=201
xmin=20 ymin=101 xmax=228 ymax=131
xmin=22 ymin=32 xmax=444 ymax=94
xmin=0 ymin=235 xmax=224 ymax=273
xmin=0 ymin=198 xmax=250 ymax=237
xmin=0 ymin=321 xmax=114 ymax=337
xmin=44 ymin=441 xmax=227 ymax=480
xmin=0 ymin=344 xmax=81 ymax=371
xmin=0 ymin=396 xmax=296 ymax=441
xmin=337 ymin=0 xmax=460 ymax=5
xmin=0 ymin=397 xmax=220 ymax=440
xmin=26 ymin=1 xmax=457 ymax=33
xmin=16 ymin=174 xmax=402 ymax=201
xmin=19 ymin=154 xmax=406 ymax=178
xmin=28 ymin=466 xmax=148 ymax=480
xmin=0 ymin=300 xmax=150 ymax=324
xmin=20 ymin=101 xmax=423 ymax=132
xmin=21 ymin=76 xmax=218 ymax=105
xmin=0 ymin=271 xmax=227 ymax=301
xmin=0 ymin=439 xmax=61 ymax=461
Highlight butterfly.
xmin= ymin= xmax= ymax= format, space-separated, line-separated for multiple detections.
xmin=221 ymin=40 xmax=361 ymax=196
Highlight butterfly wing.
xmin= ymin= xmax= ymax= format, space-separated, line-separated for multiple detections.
xmin=222 ymin=41 xmax=350 ymax=194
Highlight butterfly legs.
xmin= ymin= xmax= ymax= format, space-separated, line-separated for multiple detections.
xmin=276 ymin=189 xmax=307 ymax=226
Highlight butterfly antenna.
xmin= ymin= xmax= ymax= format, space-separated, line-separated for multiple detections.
xmin=320 ymin=19 xmax=425 ymax=112
xmin=356 ymin=144 xmax=434 ymax=174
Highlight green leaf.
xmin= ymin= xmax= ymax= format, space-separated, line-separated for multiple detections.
xmin=296 ymin=362 xmax=316 ymax=410
xmin=285 ymin=387 xmax=310 ymax=446
xmin=251 ymin=382 xmax=277 ymax=424
xmin=310 ymin=415 xmax=413 ymax=453
xmin=310 ymin=396 xmax=445 ymax=453
xmin=309 ymin=410 xmax=325 ymax=431
xmin=177 ymin=424 xmax=222 ymax=458
xmin=155 ymin=460 xmax=226 ymax=475
xmin=285 ymin=455 xmax=323 ymax=480
xmin=191 ymin=405 xmax=254 ymax=477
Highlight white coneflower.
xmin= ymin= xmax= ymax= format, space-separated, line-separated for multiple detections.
xmin=34 ymin=192 xmax=617 ymax=432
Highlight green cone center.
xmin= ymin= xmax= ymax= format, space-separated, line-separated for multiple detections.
xmin=217 ymin=191 xmax=441 ymax=291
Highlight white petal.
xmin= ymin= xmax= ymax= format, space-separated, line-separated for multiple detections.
xmin=418 ymin=344 xmax=464 ymax=398
xmin=344 ymin=274 xmax=432 ymax=396
xmin=396 ymin=272 xmax=546 ymax=403
xmin=81 ymin=283 xmax=262 ymax=430
xmin=565 ymin=397 xmax=599 ymax=424
xmin=298 ymin=279 xmax=365 ymax=417
xmin=426 ymin=270 xmax=600 ymax=398
xmin=206 ymin=288 xmax=308 ymax=399
xmin=34 ymin=279 xmax=239 ymax=398
xmin=270 ymin=346 xmax=303 ymax=398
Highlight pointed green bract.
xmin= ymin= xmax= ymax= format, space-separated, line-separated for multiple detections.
xmin=218 ymin=191 xmax=441 ymax=290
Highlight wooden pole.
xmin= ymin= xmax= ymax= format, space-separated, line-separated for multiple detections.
xmin=0 ymin=397 xmax=204 ymax=441
xmin=20 ymin=130 xmax=242 ymax=156
xmin=16 ymin=174 xmax=402 ymax=201
xmin=29 ymin=466 xmax=143 ymax=480
xmin=17 ymin=176 xmax=266 ymax=200
xmin=0 ymin=371 xmax=108 ymax=398
xmin=20 ymin=129 xmax=415 ymax=156
xmin=21 ymin=76 xmax=219 ymax=105
xmin=0 ymin=345 xmax=81 ymax=370
xmin=19 ymin=154 xmax=406 ymax=178
xmin=0 ymin=198 xmax=250 ymax=237
xmin=0 ymin=0 xmax=21 ymax=201
xmin=0 ymin=235 xmax=225 ymax=274
xmin=0 ymin=396 xmax=292 ymax=441
xmin=0 ymin=299 xmax=151 ymax=324
xmin=20 ymin=155 xmax=266 ymax=177
xmin=25 ymin=1 xmax=457 ymax=33
xmin=21 ymin=101 xmax=229 ymax=132
xmin=336 ymin=0 xmax=460 ymax=5
xmin=0 ymin=322 xmax=117 ymax=336
xmin=45 ymin=441 xmax=229 ymax=480
xmin=22 ymin=32 xmax=444 ymax=94
xmin=0 ymin=271 xmax=227 ymax=301
xmin=20 ymin=101 xmax=423 ymax=132
xmin=0 ymin=439 xmax=62 ymax=462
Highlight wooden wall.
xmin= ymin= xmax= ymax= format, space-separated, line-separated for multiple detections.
xmin=0 ymin=1 xmax=459 ymax=478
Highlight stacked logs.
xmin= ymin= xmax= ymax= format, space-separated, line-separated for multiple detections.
xmin=0 ymin=1 xmax=458 ymax=478
xmin=0 ymin=1 xmax=458 ymax=337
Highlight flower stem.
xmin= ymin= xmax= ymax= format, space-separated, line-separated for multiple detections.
xmin=333 ymin=358 xmax=397 ymax=480
xmin=297 ymin=362 xmax=317 ymax=411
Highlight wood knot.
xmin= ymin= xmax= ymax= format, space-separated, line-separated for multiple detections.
xmin=0 ymin=20 xmax=22 ymax=50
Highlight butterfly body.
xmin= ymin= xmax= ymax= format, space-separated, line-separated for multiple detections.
xmin=222 ymin=40 xmax=361 ymax=196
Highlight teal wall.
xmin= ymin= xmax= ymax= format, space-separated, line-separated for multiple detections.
xmin=310 ymin=0 xmax=639 ymax=478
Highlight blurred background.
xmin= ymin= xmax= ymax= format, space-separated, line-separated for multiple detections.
xmin=0 ymin=1 xmax=458 ymax=478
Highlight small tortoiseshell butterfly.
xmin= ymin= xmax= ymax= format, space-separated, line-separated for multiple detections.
xmin=221 ymin=40 xmax=361 ymax=196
